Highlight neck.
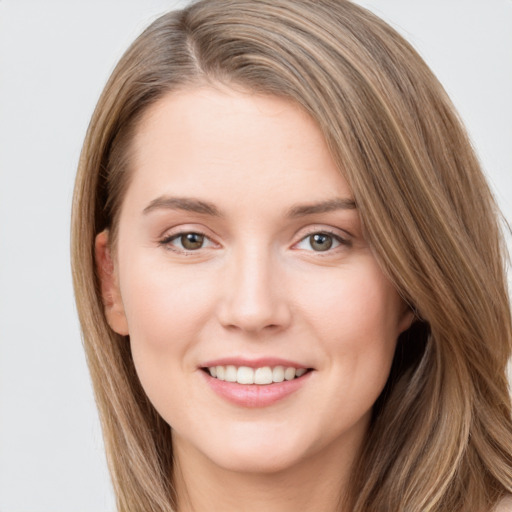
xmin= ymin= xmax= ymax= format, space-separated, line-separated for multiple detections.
xmin=172 ymin=433 xmax=361 ymax=512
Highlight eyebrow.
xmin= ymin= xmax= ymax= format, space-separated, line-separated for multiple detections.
xmin=286 ymin=198 xmax=357 ymax=217
xmin=143 ymin=196 xmax=222 ymax=216
xmin=142 ymin=195 xmax=356 ymax=218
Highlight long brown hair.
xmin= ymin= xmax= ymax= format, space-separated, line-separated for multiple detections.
xmin=71 ymin=1 xmax=512 ymax=510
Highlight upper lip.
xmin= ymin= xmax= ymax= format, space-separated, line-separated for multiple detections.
xmin=201 ymin=357 xmax=311 ymax=369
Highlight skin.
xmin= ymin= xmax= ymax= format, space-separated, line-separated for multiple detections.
xmin=96 ymin=85 xmax=413 ymax=512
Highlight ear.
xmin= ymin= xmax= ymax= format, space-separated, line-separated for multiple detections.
xmin=397 ymin=301 xmax=416 ymax=335
xmin=95 ymin=230 xmax=129 ymax=335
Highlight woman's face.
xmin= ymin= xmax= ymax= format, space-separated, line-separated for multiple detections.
xmin=97 ymin=86 xmax=412 ymax=475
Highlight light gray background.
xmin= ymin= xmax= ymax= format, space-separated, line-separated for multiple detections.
xmin=0 ymin=1 xmax=511 ymax=511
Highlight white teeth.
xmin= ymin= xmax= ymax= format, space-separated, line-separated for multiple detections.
xmin=207 ymin=365 xmax=308 ymax=384
xmin=272 ymin=366 xmax=285 ymax=383
xmin=284 ymin=367 xmax=296 ymax=381
xmin=237 ymin=366 xmax=254 ymax=384
xmin=225 ymin=365 xmax=237 ymax=382
xmin=254 ymin=367 xmax=273 ymax=385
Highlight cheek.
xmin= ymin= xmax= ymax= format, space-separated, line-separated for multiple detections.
xmin=293 ymin=259 xmax=402 ymax=396
xmin=116 ymin=256 xmax=222 ymax=425
xmin=117 ymin=254 xmax=219 ymax=382
xmin=297 ymin=260 xmax=403 ymax=344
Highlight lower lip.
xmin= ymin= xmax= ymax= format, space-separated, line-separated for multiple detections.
xmin=201 ymin=371 xmax=312 ymax=408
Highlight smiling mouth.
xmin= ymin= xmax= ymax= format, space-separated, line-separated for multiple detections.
xmin=202 ymin=365 xmax=312 ymax=385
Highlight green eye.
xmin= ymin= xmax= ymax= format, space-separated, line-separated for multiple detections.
xmin=295 ymin=231 xmax=348 ymax=252
xmin=309 ymin=233 xmax=333 ymax=251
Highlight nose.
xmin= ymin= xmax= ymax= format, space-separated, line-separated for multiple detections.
xmin=216 ymin=245 xmax=292 ymax=334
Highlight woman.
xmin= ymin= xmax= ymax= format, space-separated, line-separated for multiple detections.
xmin=71 ymin=0 xmax=512 ymax=510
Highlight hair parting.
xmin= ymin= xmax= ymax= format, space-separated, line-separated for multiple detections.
xmin=71 ymin=1 xmax=512 ymax=510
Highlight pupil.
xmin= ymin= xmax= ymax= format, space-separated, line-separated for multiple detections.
xmin=182 ymin=233 xmax=204 ymax=250
xmin=310 ymin=233 xmax=332 ymax=251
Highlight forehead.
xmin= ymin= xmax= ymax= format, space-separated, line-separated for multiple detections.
xmin=125 ymin=86 xmax=353 ymax=212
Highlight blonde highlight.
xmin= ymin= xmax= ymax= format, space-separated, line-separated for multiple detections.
xmin=71 ymin=1 xmax=512 ymax=510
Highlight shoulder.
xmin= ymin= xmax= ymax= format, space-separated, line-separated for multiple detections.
xmin=494 ymin=495 xmax=512 ymax=512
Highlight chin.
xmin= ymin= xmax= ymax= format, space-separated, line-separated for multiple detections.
xmin=208 ymin=445 xmax=304 ymax=475
xmin=191 ymin=424 xmax=318 ymax=475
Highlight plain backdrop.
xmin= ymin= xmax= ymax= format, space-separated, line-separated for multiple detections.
xmin=0 ymin=1 xmax=511 ymax=511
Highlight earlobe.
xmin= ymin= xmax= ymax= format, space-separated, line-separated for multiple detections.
xmin=95 ymin=230 xmax=129 ymax=336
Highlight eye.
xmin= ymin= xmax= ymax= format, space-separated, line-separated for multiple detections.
xmin=160 ymin=231 xmax=214 ymax=252
xmin=178 ymin=232 xmax=205 ymax=250
xmin=295 ymin=231 xmax=348 ymax=252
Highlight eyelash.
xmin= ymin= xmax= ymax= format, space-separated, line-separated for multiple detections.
xmin=158 ymin=228 xmax=351 ymax=254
